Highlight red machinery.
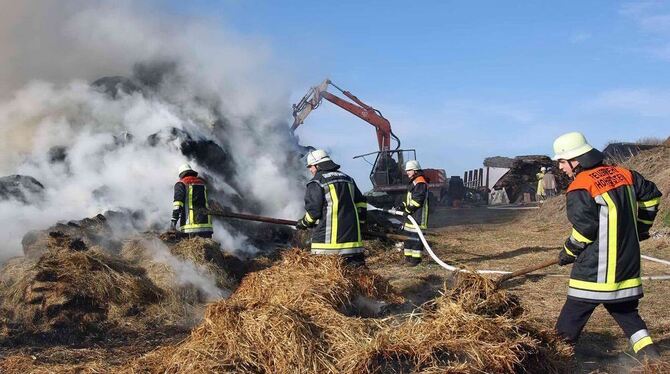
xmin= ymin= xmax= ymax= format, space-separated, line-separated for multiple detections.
xmin=292 ymin=79 xmax=447 ymax=204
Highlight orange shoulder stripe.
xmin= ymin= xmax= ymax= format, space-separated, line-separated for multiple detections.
xmin=567 ymin=166 xmax=633 ymax=197
xmin=413 ymin=176 xmax=427 ymax=185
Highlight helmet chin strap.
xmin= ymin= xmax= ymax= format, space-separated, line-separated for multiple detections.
xmin=567 ymin=160 xmax=577 ymax=179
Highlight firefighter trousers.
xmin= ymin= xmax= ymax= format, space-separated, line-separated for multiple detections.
xmin=556 ymin=298 xmax=654 ymax=353
xmin=403 ymin=231 xmax=423 ymax=261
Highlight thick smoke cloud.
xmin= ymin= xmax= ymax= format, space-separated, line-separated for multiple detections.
xmin=0 ymin=1 xmax=306 ymax=263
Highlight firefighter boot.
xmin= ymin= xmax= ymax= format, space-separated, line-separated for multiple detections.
xmin=638 ymin=344 xmax=661 ymax=361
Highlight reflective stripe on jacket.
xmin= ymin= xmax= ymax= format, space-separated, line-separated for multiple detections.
xmin=563 ymin=165 xmax=662 ymax=303
xmin=403 ymin=174 xmax=429 ymax=232
xmin=302 ymin=168 xmax=366 ymax=255
xmin=173 ymin=176 xmax=213 ymax=234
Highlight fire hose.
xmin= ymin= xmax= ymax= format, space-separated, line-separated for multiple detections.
xmin=206 ymin=206 xmax=670 ymax=283
xmin=370 ymin=206 xmax=670 ymax=284
xmin=371 ymin=206 xmax=511 ymax=275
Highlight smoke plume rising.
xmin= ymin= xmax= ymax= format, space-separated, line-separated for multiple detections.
xmin=0 ymin=1 xmax=305 ymax=266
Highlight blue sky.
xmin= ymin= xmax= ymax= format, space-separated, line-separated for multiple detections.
xmin=170 ymin=0 xmax=670 ymax=189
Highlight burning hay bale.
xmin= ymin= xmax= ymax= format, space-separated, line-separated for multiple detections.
xmin=0 ymin=228 xmax=246 ymax=344
xmin=0 ymin=238 xmax=163 ymax=341
xmin=20 ymin=211 xmax=140 ymax=258
xmin=129 ymin=251 xmax=572 ymax=373
xmin=121 ymin=237 xmax=241 ymax=292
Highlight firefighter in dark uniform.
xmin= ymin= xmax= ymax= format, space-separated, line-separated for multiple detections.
xmin=552 ymin=132 xmax=662 ymax=359
xmin=296 ymin=149 xmax=367 ymax=266
xmin=397 ymin=160 xmax=429 ymax=267
xmin=170 ymin=164 xmax=214 ymax=238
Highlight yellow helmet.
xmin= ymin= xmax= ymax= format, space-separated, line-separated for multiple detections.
xmin=552 ymin=132 xmax=593 ymax=161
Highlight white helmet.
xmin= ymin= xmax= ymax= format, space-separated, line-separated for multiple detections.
xmin=306 ymin=149 xmax=331 ymax=167
xmin=552 ymin=132 xmax=593 ymax=161
xmin=540 ymin=166 xmax=546 ymax=172
xmin=405 ymin=160 xmax=421 ymax=171
xmin=178 ymin=163 xmax=194 ymax=175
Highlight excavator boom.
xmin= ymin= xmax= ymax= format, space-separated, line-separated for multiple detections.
xmin=291 ymin=79 xmax=449 ymax=205
xmin=292 ymin=79 xmax=398 ymax=151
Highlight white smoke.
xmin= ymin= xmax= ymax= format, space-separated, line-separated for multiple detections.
xmin=142 ymin=239 xmax=229 ymax=301
xmin=0 ymin=1 xmax=305 ymax=264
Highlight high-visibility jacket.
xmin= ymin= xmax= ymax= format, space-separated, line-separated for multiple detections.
xmin=300 ymin=167 xmax=366 ymax=255
xmin=402 ymin=174 xmax=430 ymax=232
xmin=536 ymin=172 xmax=545 ymax=196
xmin=563 ymin=165 xmax=662 ymax=303
xmin=172 ymin=175 xmax=213 ymax=234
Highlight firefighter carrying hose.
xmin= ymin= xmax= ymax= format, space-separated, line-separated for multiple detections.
xmin=396 ymin=160 xmax=430 ymax=267
xmin=552 ymin=132 xmax=662 ymax=360
xmin=295 ymin=149 xmax=367 ymax=267
xmin=170 ymin=164 xmax=214 ymax=238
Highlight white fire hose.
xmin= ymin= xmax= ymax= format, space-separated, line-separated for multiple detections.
xmin=370 ymin=206 xmax=670 ymax=279
xmin=372 ymin=206 xmax=510 ymax=275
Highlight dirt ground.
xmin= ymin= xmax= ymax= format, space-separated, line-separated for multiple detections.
xmin=369 ymin=203 xmax=670 ymax=374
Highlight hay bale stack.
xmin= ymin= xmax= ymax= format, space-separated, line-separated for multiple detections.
xmin=624 ymin=146 xmax=670 ymax=229
xmin=0 ymin=239 xmax=163 ymax=340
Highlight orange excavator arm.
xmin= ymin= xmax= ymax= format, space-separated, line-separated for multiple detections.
xmin=292 ymin=79 xmax=400 ymax=151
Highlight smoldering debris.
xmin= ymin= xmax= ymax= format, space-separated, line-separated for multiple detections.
xmin=0 ymin=214 xmax=253 ymax=345
xmin=128 ymin=250 xmax=572 ymax=374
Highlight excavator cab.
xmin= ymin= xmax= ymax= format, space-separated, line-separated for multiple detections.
xmin=357 ymin=149 xmax=416 ymax=192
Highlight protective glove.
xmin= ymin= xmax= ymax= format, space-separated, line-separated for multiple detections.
xmin=296 ymin=219 xmax=309 ymax=230
xmin=169 ymin=220 xmax=177 ymax=232
xmin=558 ymin=249 xmax=576 ymax=266
xmin=638 ymin=231 xmax=651 ymax=241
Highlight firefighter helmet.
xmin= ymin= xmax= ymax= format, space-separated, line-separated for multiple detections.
xmin=306 ymin=149 xmax=331 ymax=167
xmin=405 ymin=160 xmax=422 ymax=171
xmin=178 ymin=163 xmax=194 ymax=175
xmin=552 ymin=132 xmax=594 ymax=161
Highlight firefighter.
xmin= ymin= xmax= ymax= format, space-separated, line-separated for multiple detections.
xmin=536 ymin=167 xmax=546 ymax=202
xmin=543 ymin=166 xmax=558 ymax=198
xmin=552 ymin=132 xmax=662 ymax=359
xmin=397 ymin=160 xmax=430 ymax=266
xmin=170 ymin=164 xmax=214 ymax=238
xmin=295 ymin=149 xmax=367 ymax=266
